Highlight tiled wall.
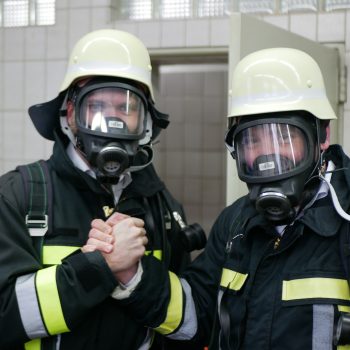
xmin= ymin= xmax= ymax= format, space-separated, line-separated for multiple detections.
xmin=153 ymin=66 xmax=228 ymax=234
xmin=1 ymin=0 xmax=350 ymax=239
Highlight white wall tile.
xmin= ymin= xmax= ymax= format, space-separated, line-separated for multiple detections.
xmin=56 ymin=0 xmax=68 ymax=9
xmin=24 ymin=61 xmax=46 ymax=107
xmin=113 ymin=20 xmax=138 ymax=36
xmin=185 ymin=19 xmax=210 ymax=47
xmin=210 ymin=17 xmax=229 ymax=46
xmin=290 ymin=13 xmax=317 ymax=41
xmin=3 ymin=28 xmax=25 ymax=61
xmin=161 ymin=20 xmax=186 ymax=47
xmin=0 ymin=30 xmax=3 ymax=59
xmin=68 ymin=9 xmax=91 ymax=50
xmin=346 ymin=11 xmax=350 ymax=51
xmin=69 ymin=0 xmax=92 ymax=8
xmin=47 ymin=10 xmax=69 ymax=60
xmin=25 ymin=27 xmax=47 ymax=60
xmin=3 ymin=62 xmax=24 ymax=109
xmin=3 ymin=112 xmax=24 ymax=160
xmin=3 ymin=160 xmax=22 ymax=174
xmin=91 ymin=0 xmax=111 ymax=6
xmin=137 ymin=21 xmax=162 ymax=48
xmin=318 ymin=12 xmax=345 ymax=42
xmin=91 ymin=7 xmax=112 ymax=30
xmin=23 ymin=116 xmax=47 ymax=160
xmin=45 ymin=60 xmax=67 ymax=99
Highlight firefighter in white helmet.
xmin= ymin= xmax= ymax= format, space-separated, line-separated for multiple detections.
xmin=83 ymin=47 xmax=350 ymax=349
xmin=0 ymin=29 xmax=206 ymax=350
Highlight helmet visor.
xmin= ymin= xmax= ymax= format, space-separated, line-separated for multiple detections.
xmin=77 ymin=87 xmax=146 ymax=138
xmin=235 ymin=123 xmax=309 ymax=180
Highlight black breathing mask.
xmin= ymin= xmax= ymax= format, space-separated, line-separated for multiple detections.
xmin=69 ymin=79 xmax=151 ymax=184
xmin=225 ymin=113 xmax=320 ymax=224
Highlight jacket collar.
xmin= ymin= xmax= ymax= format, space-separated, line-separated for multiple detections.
xmin=300 ymin=145 xmax=350 ymax=237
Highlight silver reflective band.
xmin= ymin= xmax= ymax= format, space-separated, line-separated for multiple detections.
xmin=312 ymin=304 xmax=334 ymax=350
xmin=167 ymin=278 xmax=198 ymax=340
xmin=138 ymin=329 xmax=153 ymax=350
xmin=15 ymin=273 xmax=48 ymax=338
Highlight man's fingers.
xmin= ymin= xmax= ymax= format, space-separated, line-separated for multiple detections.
xmin=81 ymin=244 xmax=96 ymax=253
xmin=85 ymin=238 xmax=113 ymax=253
xmin=91 ymin=218 xmax=112 ymax=234
xmin=89 ymin=228 xmax=114 ymax=244
xmin=107 ymin=212 xmax=130 ymax=225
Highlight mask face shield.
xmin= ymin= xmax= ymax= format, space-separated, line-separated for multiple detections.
xmin=75 ymin=83 xmax=147 ymax=140
xmin=69 ymin=80 xmax=151 ymax=183
xmin=225 ymin=114 xmax=319 ymax=223
xmin=226 ymin=115 xmax=317 ymax=184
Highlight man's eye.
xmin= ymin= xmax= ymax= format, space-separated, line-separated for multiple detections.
xmin=88 ymin=102 xmax=104 ymax=112
xmin=118 ymin=103 xmax=138 ymax=113
xmin=241 ymin=136 xmax=257 ymax=146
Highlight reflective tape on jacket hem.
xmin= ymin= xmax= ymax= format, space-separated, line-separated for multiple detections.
xmin=282 ymin=278 xmax=350 ymax=301
xmin=15 ymin=273 xmax=48 ymax=338
xmin=42 ymin=246 xmax=80 ymax=265
xmin=220 ymin=268 xmax=248 ymax=291
xmin=154 ymin=271 xmax=183 ymax=335
xmin=36 ymin=265 xmax=69 ymax=334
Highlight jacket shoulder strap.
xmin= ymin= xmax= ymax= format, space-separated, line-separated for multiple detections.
xmin=17 ymin=160 xmax=53 ymax=238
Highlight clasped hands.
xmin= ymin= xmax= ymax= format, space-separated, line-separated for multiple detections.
xmin=81 ymin=212 xmax=148 ymax=284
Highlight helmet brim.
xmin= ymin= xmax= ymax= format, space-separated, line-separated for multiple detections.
xmin=28 ymin=93 xmax=65 ymax=141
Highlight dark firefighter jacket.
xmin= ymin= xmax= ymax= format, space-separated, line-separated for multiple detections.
xmin=117 ymin=144 xmax=350 ymax=350
xmin=0 ymin=133 xmax=192 ymax=350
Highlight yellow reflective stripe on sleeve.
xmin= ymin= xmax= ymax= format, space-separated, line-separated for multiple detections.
xmin=282 ymin=278 xmax=350 ymax=301
xmin=338 ymin=305 xmax=350 ymax=313
xmin=42 ymin=246 xmax=80 ymax=265
xmin=220 ymin=268 xmax=248 ymax=291
xmin=24 ymin=339 xmax=41 ymax=350
xmin=154 ymin=271 xmax=183 ymax=335
xmin=36 ymin=266 xmax=69 ymax=334
xmin=338 ymin=345 xmax=350 ymax=350
xmin=145 ymin=250 xmax=162 ymax=261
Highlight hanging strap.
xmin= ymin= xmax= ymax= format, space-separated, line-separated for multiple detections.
xmin=17 ymin=160 xmax=52 ymax=238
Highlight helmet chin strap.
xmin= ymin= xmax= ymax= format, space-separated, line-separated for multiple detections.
xmin=59 ymin=95 xmax=78 ymax=147
xmin=319 ymin=160 xmax=350 ymax=221
xmin=60 ymin=116 xmax=77 ymax=146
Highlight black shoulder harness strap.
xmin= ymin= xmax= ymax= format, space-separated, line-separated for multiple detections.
xmin=17 ymin=160 xmax=53 ymax=260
